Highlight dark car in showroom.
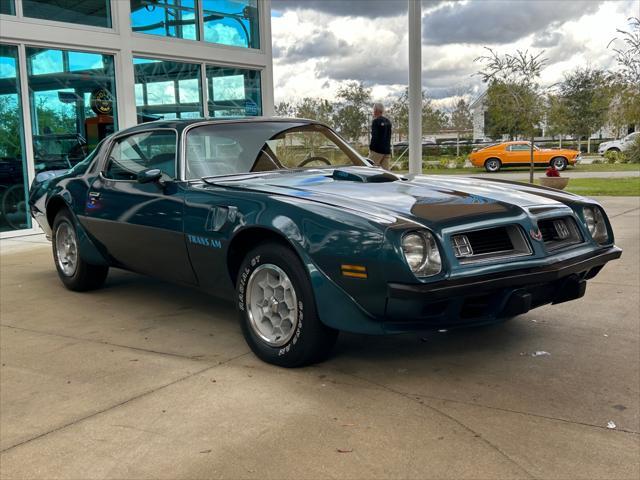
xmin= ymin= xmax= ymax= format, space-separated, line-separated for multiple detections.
xmin=30 ymin=118 xmax=621 ymax=367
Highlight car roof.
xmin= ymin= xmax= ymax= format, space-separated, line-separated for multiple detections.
xmin=118 ymin=116 xmax=320 ymax=136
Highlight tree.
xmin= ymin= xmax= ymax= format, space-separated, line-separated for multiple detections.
xmin=475 ymin=48 xmax=547 ymax=183
xmin=0 ymin=95 xmax=22 ymax=159
xmin=449 ymin=98 xmax=472 ymax=155
xmin=559 ymin=68 xmax=611 ymax=152
xmin=388 ymin=90 xmax=410 ymax=140
xmin=422 ymin=100 xmax=447 ymax=134
xmin=545 ymin=94 xmax=571 ymax=147
xmin=608 ymin=17 xmax=640 ymax=136
xmin=274 ymin=101 xmax=295 ymax=117
xmin=332 ymin=81 xmax=372 ymax=143
xmin=450 ymin=98 xmax=472 ymax=133
xmin=295 ymin=97 xmax=334 ymax=125
xmin=388 ymin=87 xmax=447 ymax=140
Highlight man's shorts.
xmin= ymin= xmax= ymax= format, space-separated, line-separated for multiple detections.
xmin=369 ymin=150 xmax=390 ymax=170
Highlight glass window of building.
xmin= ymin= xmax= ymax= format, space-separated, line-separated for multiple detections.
xmin=22 ymin=1 xmax=112 ymax=28
xmin=1 ymin=0 xmax=16 ymax=15
xmin=0 ymin=44 xmax=30 ymax=231
xmin=26 ymin=47 xmax=117 ymax=173
xmin=130 ymin=0 xmax=198 ymax=40
xmin=134 ymin=57 xmax=203 ymax=122
xmin=202 ymin=0 xmax=259 ymax=48
xmin=206 ymin=66 xmax=261 ymax=117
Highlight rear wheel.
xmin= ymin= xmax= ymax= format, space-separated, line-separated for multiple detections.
xmin=484 ymin=158 xmax=502 ymax=172
xmin=52 ymin=210 xmax=108 ymax=291
xmin=236 ymin=242 xmax=338 ymax=367
xmin=551 ymin=157 xmax=568 ymax=171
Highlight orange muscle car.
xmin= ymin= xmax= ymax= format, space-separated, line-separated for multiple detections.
xmin=469 ymin=141 xmax=581 ymax=172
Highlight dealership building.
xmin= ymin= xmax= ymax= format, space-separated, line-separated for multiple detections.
xmin=0 ymin=0 xmax=274 ymax=237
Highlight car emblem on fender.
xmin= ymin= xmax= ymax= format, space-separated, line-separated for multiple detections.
xmin=530 ymin=228 xmax=543 ymax=241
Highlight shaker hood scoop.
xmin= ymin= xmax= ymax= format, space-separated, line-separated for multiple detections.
xmin=213 ymin=167 xmax=566 ymax=226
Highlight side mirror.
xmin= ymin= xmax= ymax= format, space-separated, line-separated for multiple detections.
xmin=137 ymin=168 xmax=163 ymax=184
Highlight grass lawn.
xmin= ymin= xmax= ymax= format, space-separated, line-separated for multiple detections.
xmin=560 ymin=177 xmax=640 ymax=196
xmin=404 ymin=163 xmax=640 ymax=175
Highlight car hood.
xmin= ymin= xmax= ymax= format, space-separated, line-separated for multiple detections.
xmin=210 ymin=167 xmax=581 ymax=228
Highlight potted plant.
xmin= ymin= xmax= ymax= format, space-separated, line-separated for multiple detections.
xmin=539 ymin=166 xmax=569 ymax=190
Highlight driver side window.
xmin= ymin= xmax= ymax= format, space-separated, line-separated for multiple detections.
xmin=104 ymin=130 xmax=177 ymax=181
xmin=267 ymin=130 xmax=353 ymax=168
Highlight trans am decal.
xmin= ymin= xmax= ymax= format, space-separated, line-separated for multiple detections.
xmin=187 ymin=234 xmax=222 ymax=248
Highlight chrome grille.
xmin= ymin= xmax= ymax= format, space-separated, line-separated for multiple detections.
xmin=452 ymin=225 xmax=531 ymax=264
xmin=537 ymin=217 xmax=582 ymax=251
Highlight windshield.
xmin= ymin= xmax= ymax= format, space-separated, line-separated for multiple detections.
xmin=185 ymin=122 xmax=365 ymax=179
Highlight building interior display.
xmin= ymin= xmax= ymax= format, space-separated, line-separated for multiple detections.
xmin=0 ymin=0 xmax=270 ymax=234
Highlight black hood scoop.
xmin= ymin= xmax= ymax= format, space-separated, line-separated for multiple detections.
xmin=331 ymin=167 xmax=405 ymax=183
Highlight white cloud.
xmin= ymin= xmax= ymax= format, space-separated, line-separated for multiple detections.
xmin=271 ymin=0 xmax=640 ymax=106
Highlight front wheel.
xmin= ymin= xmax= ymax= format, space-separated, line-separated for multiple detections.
xmin=236 ymin=243 xmax=338 ymax=367
xmin=551 ymin=157 xmax=568 ymax=171
xmin=484 ymin=158 xmax=502 ymax=172
xmin=52 ymin=210 xmax=109 ymax=291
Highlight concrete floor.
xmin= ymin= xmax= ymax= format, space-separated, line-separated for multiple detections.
xmin=1 ymin=197 xmax=639 ymax=480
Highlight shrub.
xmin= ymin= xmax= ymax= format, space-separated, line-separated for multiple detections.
xmin=604 ymin=150 xmax=628 ymax=164
xmin=627 ymin=135 xmax=640 ymax=164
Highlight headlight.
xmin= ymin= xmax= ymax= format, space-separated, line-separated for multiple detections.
xmin=402 ymin=231 xmax=441 ymax=277
xmin=583 ymin=207 xmax=609 ymax=244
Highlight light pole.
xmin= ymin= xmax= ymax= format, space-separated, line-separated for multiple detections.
xmin=408 ymin=0 xmax=422 ymax=175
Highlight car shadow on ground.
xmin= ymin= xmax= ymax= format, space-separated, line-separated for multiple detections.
xmin=85 ymin=268 xmax=542 ymax=370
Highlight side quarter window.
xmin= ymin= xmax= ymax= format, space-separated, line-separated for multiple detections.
xmin=104 ymin=130 xmax=177 ymax=181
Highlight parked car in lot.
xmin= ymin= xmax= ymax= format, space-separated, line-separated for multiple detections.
xmin=30 ymin=118 xmax=620 ymax=367
xmin=473 ymin=137 xmax=494 ymax=144
xmin=469 ymin=141 xmax=581 ymax=172
xmin=392 ymin=139 xmax=436 ymax=153
xmin=598 ymin=132 xmax=639 ymax=154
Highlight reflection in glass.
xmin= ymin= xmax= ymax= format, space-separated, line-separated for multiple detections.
xmin=0 ymin=44 xmax=30 ymax=231
xmin=1 ymin=0 xmax=16 ymax=15
xmin=22 ymin=0 xmax=111 ymax=28
xmin=134 ymin=57 xmax=203 ymax=122
xmin=26 ymin=47 xmax=118 ymax=173
xmin=202 ymin=0 xmax=259 ymax=48
xmin=206 ymin=66 xmax=261 ymax=118
xmin=130 ymin=0 xmax=197 ymax=40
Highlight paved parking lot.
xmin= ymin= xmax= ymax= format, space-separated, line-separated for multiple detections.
xmin=1 ymin=197 xmax=639 ymax=479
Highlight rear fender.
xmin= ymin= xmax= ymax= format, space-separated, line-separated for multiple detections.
xmin=48 ymin=196 xmax=110 ymax=267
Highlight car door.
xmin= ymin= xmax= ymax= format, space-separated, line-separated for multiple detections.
xmin=82 ymin=129 xmax=197 ymax=285
xmin=505 ymin=144 xmax=529 ymax=165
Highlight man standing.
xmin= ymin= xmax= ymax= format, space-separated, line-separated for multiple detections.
xmin=369 ymin=102 xmax=392 ymax=170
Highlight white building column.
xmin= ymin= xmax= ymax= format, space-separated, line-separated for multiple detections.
xmin=261 ymin=0 xmax=275 ymax=116
xmin=408 ymin=0 xmax=422 ymax=175
xmin=112 ymin=0 xmax=138 ymax=128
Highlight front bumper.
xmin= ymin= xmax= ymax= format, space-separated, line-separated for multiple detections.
xmin=384 ymin=246 xmax=621 ymax=332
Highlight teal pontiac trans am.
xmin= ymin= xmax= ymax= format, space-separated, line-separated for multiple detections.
xmin=29 ymin=118 xmax=621 ymax=367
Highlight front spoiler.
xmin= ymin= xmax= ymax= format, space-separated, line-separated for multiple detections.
xmin=388 ymin=246 xmax=622 ymax=300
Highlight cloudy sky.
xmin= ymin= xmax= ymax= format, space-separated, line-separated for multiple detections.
xmin=270 ymin=0 xmax=639 ymax=110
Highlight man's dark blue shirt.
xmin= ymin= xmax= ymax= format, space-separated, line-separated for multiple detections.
xmin=369 ymin=116 xmax=392 ymax=155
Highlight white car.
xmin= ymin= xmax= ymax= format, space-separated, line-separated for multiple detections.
xmin=598 ymin=132 xmax=639 ymax=154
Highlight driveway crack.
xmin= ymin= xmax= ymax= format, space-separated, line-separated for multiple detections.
xmin=610 ymin=206 xmax=640 ymax=218
xmin=403 ymin=392 xmax=640 ymax=435
xmin=0 ymin=324 xmax=207 ymax=362
xmin=0 ymin=352 xmax=249 ymax=454
xmin=336 ymin=371 xmax=537 ymax=479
